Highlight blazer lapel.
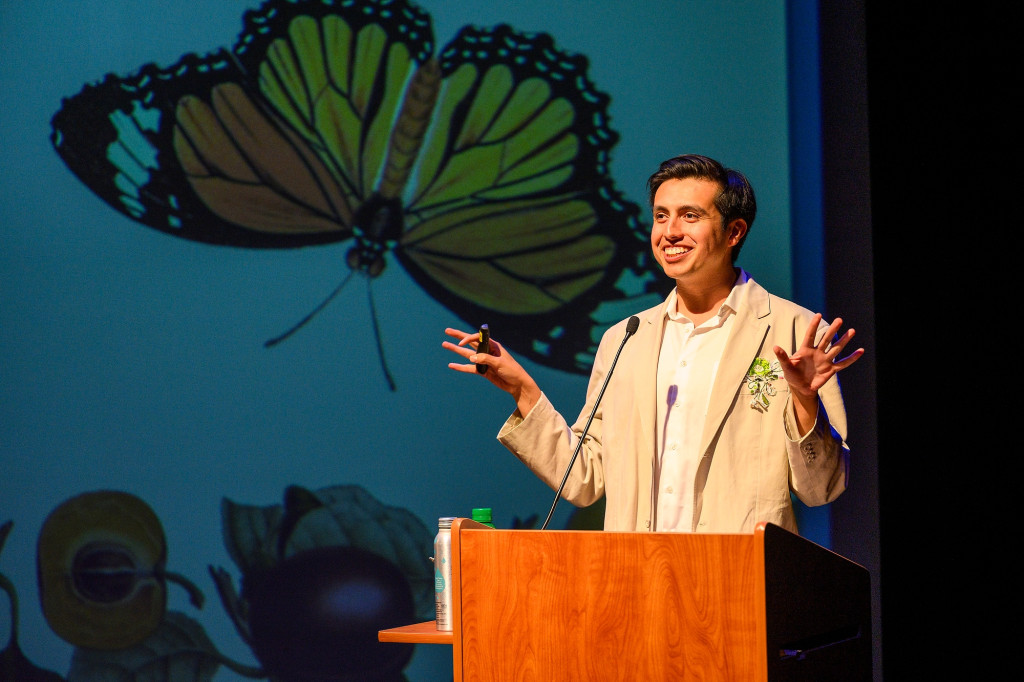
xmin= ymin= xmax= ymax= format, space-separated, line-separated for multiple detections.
xmin=633 ymin=305 xmax=665 ymax=473
xmin=699 ymin=280 xmax=773 ymax=457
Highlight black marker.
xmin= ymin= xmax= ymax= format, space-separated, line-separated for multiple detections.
xmin=476 ymin=324 xmax=490 ymax=374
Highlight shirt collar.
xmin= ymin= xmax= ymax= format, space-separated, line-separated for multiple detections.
xmin=661 ymin=268 xmax=751 ymax=322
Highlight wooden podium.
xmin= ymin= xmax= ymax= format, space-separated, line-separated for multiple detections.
xmin=380 ymin=518 xmax=871 ymax=681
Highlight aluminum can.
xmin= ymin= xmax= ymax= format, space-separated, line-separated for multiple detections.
xmin=434 ymin=517 xmax=456 ymax=631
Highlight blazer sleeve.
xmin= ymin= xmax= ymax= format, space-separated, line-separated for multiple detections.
xmin=782 ymin=333 xmax=851 ymax=507
xmin=495 ymin=319 xmax=632 ymax=508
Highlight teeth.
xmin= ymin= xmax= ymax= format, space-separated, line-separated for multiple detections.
xmin=666 ymin=246 xmax=691 ymax=255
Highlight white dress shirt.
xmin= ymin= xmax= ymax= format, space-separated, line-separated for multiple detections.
xmin=653 ymin=272 xmax=749 ymax=531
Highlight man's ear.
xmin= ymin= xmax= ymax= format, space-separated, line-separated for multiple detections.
xmin=727 ymin=218 xmax=748 ymax=246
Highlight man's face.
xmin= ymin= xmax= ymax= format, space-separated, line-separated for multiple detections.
xmin=650 ymin=177 xmax=743 ymax=284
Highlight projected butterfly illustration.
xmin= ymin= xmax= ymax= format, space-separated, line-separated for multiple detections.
xmin=51 ymin=0 xmax=664 ymax=389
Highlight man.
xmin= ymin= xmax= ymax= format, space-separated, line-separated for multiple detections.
xmin=443 ymin=154 xmax=863 ymax=534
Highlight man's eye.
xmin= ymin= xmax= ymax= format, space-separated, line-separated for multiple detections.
xmin=684 ymin=212 xmax=700 ymax=221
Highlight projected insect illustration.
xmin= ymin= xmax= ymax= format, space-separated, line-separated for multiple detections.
xmin=50 ymin=0 xmax=663 ymax=388
xmin=28 ymin=485 xmax=437 ymax=681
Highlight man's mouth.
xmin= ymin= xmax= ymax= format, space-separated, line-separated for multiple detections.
xmin=665 ymin=246 xmax=692 ymax=256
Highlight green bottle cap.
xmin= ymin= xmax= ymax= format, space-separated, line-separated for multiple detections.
xmin=471 ymin=508 xmax=494 ymax=527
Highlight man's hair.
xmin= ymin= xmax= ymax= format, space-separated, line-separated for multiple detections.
xmin=646 ymin=154 xmax=757 ymax=262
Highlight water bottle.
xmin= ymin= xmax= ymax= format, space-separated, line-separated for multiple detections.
xmin=433 ymin=517 xmax=456 ymax=631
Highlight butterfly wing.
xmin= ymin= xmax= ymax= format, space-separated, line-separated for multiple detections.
xmin=51 ymin=0 xmax=666 ymax=373
xmin=397 ymin=24 xmax=665 ymax=372
xmin=50 ymin=0 xmax=435 ymax=249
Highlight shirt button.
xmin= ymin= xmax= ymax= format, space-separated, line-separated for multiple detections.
xmin=679 ymin=360 xmax=687 ymax=367
xmin=666 ymin=486 xmax=674 ymax=494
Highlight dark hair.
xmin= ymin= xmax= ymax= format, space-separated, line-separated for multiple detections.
xmin=646 ymin=154 xmax=757 ymax=262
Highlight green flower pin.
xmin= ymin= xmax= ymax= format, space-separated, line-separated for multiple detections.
xmin=746 ymin=357 xmax=781 ymax=411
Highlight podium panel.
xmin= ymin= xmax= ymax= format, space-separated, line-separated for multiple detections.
xmin=455 ymin=525 xmax=764 ymax=680
xmin=380 ymin=520 xmax=870 ymax=681
xmin=761 ymin=523 xmax=872 ymax=681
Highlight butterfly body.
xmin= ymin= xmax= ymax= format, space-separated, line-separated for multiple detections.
xmin=349 ymin=194 xmax=403 ymax=277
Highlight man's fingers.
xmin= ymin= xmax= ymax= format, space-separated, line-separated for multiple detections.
xmin=442 ymin=340 xmax=475 ymax=360
xmin=816 ymin=316 xmax=844 ymax=350
xmin=803 ymin=314 xmax=823 ymax=347
xmin=444 ymin=327 xmax=477 ymax=347
xmin=447 ymin=360 xmax=481 ymax=374
xmin=833 ymin=347 xmax=865 ymax=370
xmin=821 ymin=327 xmax=852 ymax=355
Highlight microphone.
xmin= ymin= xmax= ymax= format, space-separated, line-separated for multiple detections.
xmin=540 ymin=315 xmax=641 ymax=530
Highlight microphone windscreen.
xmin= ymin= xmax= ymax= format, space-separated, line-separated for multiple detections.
xmin=626 ymin=315 xmax=640 ymax=335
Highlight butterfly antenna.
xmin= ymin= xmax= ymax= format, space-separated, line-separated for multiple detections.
xmin=365 ymin=279 xmax=397 ymax=392
xmin=264 ymin=272 xmax=355 ymax=348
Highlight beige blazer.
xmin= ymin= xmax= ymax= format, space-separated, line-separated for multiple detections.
xmin=498 ymin=276 xmax=850 ymax=534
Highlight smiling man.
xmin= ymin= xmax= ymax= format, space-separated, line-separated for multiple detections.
xmin=444 ymin=154 xmax=864 ymax=535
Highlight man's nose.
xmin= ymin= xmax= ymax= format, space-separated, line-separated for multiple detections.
xmin=666 ymin=217 xmax=686 ymax=237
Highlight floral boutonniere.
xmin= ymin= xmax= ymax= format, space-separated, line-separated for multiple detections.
xmin=745 ymin=357 xmax=781 ymax=412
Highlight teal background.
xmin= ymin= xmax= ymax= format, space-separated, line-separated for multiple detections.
xmin=0 ymin=1 xmax=871 ymax=679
